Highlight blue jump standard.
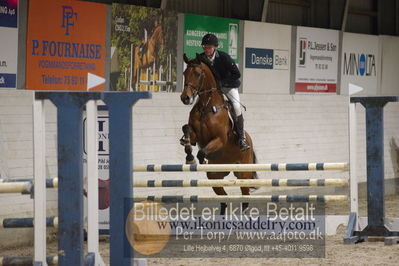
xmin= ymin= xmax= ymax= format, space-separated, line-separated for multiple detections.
xmin=346 ymin=96 xmax=399 ymax=243
xmin=36 ymin=91 xmax=151 ymax=266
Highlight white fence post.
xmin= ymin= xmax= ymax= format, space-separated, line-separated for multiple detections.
xmin=33 ymin=98 xmax=47 ymax=266
xmin=86 ymin=100 xmax=105 ymax=266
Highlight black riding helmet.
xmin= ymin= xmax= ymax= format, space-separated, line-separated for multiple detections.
xmin=201 ymin=33 xmax=218 ymax=47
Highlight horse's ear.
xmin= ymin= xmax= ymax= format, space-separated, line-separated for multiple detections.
xmin=195 ymin=53 xmax=202 ymax=63
xmin=183 ymin=53 xmax=190 ymax=64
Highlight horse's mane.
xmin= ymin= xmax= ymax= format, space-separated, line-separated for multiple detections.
xmin=187 ymin=54 xmax=221 ymax=89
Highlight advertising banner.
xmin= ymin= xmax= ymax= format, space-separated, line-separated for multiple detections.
xmin=341 ymin=32 xmax=379 ymax=95
xmin=184 ymin=14 xmax=239 ymax=63
xmin=245 ymin=48 xmax=289 ymax=70
xmin=0 ymin=0 xmax=18 ymax=89
xmin=295 ymin=27 xmax=339 ymax=93
xmin=83 ymin=110 xmax=110 ymax=232
xmin=26 ymin=0 xmax=107 ymax=91
xmin=243 ymin=21 xmax=291 ymax=94
xmin=111 ymin=4 xmax=177 ymax=92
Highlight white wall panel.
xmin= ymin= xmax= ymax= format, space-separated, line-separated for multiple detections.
xmin=242 ymin=21 xmax=291 ymax=94
xmin=379 ymin=35 xmax=399 ymax=96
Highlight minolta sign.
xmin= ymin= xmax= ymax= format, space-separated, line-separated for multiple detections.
xmin=343 ymin=52 xmax=376 ymax=76
xmin=245 ymin=47 xmax=289 ymax=70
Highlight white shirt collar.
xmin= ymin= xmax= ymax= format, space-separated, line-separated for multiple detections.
xmin=208 ymin=50 xmax=217 ymax=63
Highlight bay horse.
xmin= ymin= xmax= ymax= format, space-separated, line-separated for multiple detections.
xmin=180 ymin=53 xmax=257 ymax=215
xmin=133 ymin=24 xmax=165 ymax=86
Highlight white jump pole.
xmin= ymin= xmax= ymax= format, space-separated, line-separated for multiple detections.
xmin=159 ymin=64 xmax=163 ymax=92
xmin=33 ymin=98 xmax=47 ymax=266
xmin=86 ymin=100 xmax=105 ymax=266
xmin=152 ymin=61 xmax=156 ymax=91
xmin=168 ymin=54 xmax=172 ymax=92
xmin=349 ymin=83 xmax=363 ymax=231
xmin=129 ymin=44 xmax=134 ymax=91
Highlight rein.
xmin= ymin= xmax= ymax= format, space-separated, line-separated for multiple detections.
xmin=184 ymin=63 xmax=227 ymax=116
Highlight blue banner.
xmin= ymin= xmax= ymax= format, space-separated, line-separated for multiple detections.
xmin=0 ymin=0 xmax=18 ymax=28
xmin=0 ymin=73 xmax=16 ymax=88
xmin=245 ymin=48 xmax=273 ymax=69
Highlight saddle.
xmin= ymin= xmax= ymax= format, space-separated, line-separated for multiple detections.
xmin=223 ymin=96 xmax=239 ymax=138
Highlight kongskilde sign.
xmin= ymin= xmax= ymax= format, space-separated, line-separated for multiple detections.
xmin=184 ymin=14 xmax=240 ymax=63
xmin=295 ymin=27 xmax=339 ymax=93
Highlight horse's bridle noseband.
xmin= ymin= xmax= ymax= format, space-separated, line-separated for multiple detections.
xmin=184 ymin=64 xmax=206 ymax=98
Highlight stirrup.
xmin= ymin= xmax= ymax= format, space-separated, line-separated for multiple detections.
xmin=239 ymin=138 xmax=250 ymax=151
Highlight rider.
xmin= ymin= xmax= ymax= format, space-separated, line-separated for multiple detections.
xmin=200 ymin=33 xmax=250 ymax=151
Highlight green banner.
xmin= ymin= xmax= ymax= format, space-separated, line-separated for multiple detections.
xmin=184 ymin=14 xmax=239 ymax=63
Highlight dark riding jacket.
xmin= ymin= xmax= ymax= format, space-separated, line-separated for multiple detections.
xmin=200 ymin=50 xmax=241 ymax=89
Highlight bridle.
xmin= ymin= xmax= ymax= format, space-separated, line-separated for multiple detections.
xmin=183 ymin=62 xmax=222 ymax=115
xmin=183 ymin=63 xmax=207 ymax=99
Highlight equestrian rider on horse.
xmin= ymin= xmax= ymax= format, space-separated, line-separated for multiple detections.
xmin=200 ymin=33 xmax=250 ymax=151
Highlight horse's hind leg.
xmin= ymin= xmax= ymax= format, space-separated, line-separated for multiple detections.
xmin=180 ymin=124 xmax=196 ymax=164
xmin=234 ymin=172 xmax=254 ymax=213
xmin=208 ymin=172 xmax=229 ymax=215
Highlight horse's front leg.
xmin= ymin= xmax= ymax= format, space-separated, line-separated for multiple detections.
xmin=197 ymin=137 xmax=224 ymax=164
xmin=180 ymin=124 xmax=197 ymax=164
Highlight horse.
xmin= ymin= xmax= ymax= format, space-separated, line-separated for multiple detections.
xmin=132 ymin=24 xmax=165 ymax=87
xmin=180 ymin=53 xmax=257 ymax=215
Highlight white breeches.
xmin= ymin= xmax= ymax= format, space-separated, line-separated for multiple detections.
xmin=221 ymin=87 xmax=242 ymax=117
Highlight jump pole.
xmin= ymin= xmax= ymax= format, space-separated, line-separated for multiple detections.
xmin=133 ymin=178 xmax=348 ymax=187
xmin=133 ymin=162 xmax=349 ymax=172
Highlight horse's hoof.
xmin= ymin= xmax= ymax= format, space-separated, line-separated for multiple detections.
xmin=186 ymin=159 xmax=196 ymax=164
xmin=179 ymin=137 xmax=189 ymax=146
xmin=199 ymin=159 xmax=207 ymax=165
xmin=220 ymin=203 xmax=227 ymax=216
xmin=249 ymin=186 xmax=259 ymax=193
xmin=241 ymin=202 xmax=249 ymax=213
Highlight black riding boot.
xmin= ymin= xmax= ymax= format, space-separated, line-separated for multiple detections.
xmin=236 ymin=114 xmax=250 ymax=151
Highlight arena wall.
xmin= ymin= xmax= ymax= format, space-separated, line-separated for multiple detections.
xmin=379 ymin=35 xmax=399 ymax=96
xmin=1 ymin=90 xmax=398 ymax=248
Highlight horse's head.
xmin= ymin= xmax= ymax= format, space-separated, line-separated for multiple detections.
xmin=181 ymin=53 xmax=206 ymax=105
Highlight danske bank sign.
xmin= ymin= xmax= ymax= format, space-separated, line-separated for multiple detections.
xmin=245 ymin=47 xmax=288 ymax=70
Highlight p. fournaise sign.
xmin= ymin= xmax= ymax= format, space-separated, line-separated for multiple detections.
xmin=26 ymin=0 xmax=106 ymax=91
